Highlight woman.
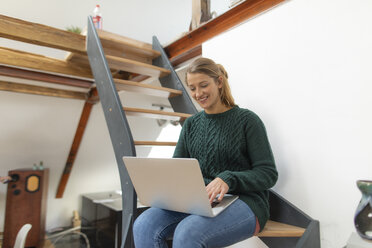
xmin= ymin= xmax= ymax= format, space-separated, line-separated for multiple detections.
xmin=133 ymin=57 xmax=278 ymax=247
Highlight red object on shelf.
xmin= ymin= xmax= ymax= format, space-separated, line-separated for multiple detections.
xmin=93 ymin=4 xmax=102 ymax=29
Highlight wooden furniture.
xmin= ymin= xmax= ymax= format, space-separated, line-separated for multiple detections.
xmin=3 ymin=169 xmax=49 ymax=248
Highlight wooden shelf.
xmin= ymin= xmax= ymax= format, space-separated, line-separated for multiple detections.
xmin=134 ymin=141 xmax=177 ymax=146
xmin=123 ymin=107 xmax=191 ymax=121
xmin=115 ymin=79 xmax=182 ymax=98
xmin=257 ymin=220 xmax=305 ymax=237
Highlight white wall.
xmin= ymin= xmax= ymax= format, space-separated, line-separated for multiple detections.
xmin=203 ymin=0 xmax=372 ymax=247
xmin=0 ymin=0 xmax=191 ymax=231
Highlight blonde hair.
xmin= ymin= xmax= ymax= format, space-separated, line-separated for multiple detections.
xmin=186 ymin=57 xmax=236 ymax=108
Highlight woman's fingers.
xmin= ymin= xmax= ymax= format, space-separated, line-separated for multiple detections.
xmin=218 ymin=186 xmax=228 ymax=201
xmin=206 ymin=177 xmax=229 ymax=203
xmin=210 ymin=191 xmax=218 ymax=203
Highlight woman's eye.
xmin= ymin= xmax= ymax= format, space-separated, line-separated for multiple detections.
xmin=190 ymin=88 xmax=195 ymax=91
xmin=201 ymin=84 xmax=208 ymax=88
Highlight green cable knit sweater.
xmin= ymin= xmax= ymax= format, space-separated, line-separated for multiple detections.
xmin=173 ymin=106 xmax=278 ymax=231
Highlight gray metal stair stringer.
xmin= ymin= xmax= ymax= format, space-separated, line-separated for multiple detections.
xmin=152 ymin=36 xmax=198 ymax=117
xmin=86 ymin=16 xmax=136 ymax=248
xmin=260 ymin=190 xmax=321 ymax=248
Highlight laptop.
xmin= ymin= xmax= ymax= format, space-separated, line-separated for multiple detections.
xmin=122 ymin=157 xmax=238 ymax=217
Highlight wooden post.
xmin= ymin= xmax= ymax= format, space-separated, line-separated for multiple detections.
xmin=55 ymin=88 xmax=98 ymax=198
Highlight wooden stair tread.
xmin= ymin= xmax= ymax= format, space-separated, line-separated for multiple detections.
xmin=124 ymin=107 xmax=191 ymax=121
xmin=66 ymin=31 xmax=161 ymax=66
xmin=134 ymin=141 xmax=177 ymax=146
xmin=106 ymin=55 xmax=170 ymax=78
xmin=65 ymin=29 xmax=161 ymax=69
xmin=97 ymin=30 xmax=161 ymax=61
xmin=257 ymin=220 xmax=305 ymax=237
xmin=115 ymin=79 xmax=182 ymax=98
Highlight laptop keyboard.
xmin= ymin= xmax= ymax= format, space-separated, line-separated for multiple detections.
xmin=211 ymin=201 xmax=219 ymax=208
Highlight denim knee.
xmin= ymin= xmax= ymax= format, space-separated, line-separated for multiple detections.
xmin=133 ymin=213 xmax=164 ymax=247
xmin=172 ymin=200 xmax=257 ymax=248
xmin=133 ymin=215 xmax=150 ymax=247
xmin=172 ymin=222 xmax=205 ymax=248
xmin=133 ymin=208 xmax=186 ymax=248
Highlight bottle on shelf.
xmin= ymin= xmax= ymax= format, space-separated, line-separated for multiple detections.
xmin=93 ymin=4 xmax=103 ymax=29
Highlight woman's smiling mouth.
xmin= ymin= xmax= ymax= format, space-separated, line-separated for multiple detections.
xmin=198 ymin=96 xmax=208 ymax=104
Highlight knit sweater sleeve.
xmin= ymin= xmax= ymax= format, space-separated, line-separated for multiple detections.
xmin=217 ymin=114 xmax=278 ymax=193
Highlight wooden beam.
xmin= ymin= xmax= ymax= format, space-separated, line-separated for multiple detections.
xmin=86 ymin=87 xmax=99 ymax=104
xmin=165 ymin=0 xmax=286 ymax=59
xmin=169 ymin=45 xmax=202 ymax=68
xmin=0 ymin=65 xmax=92 ymax=88
xmin=0 ymin=14 xmax=86 ymax=54
xmin=0 ymin=14 xmax=160 ymax=64
xmin=0 ymin=47 xmax=93 ymax=79
xmin=55 ymin=88 xmax=98 ymax=198
xmin=0 ymin=80 xmax=88 ymax=100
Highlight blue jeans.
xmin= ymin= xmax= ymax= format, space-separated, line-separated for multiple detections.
xmin=133 ymin=199 xmax=257 ymax=248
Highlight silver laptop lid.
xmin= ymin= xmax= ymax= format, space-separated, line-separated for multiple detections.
xmin=123 ymin=157 xmax=214 ymax=217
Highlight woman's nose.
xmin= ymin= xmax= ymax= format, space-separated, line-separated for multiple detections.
xmin=195 ymin=88 xmax=202 ymax=98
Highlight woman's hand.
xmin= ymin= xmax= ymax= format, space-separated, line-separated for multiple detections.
xmin=206 ymin=177 xmax=229 ymax=203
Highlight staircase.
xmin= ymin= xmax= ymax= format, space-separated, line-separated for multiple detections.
xmin=85 ymin=17 xmax=320 ymax=248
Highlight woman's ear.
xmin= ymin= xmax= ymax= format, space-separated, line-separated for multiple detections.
xmin=217 ymin=76 xmax=223 ymax=88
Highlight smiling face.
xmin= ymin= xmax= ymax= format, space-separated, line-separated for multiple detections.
xmin=187 ymin=72 xmax=226 ymax=114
